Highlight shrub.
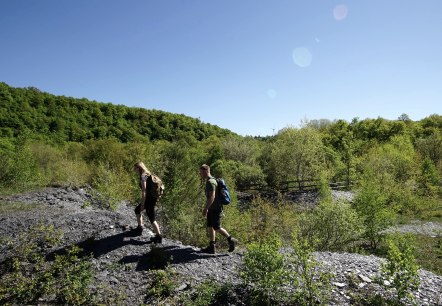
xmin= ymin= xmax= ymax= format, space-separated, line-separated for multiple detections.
xmin=51 ymin=245 xmax=96 ymax=305
xmin=289 ymin=233 xmax=332 ymax=305
xmin=91 ymin=162 xmax=132 ymax=210
xmin=0 ymin=224 xmax=97 ymax=305
xmin=180 ymin=279 xmax=232 ymax=306
xmin=146 ymin=267 xmax=179 ymax=299
xmin=381 ymin=233 xmax=420 ymax=304
xmin=240 ymin=236 xmax=289 ymax=305
xmin=298 ymin=199 xmax=365 ymax=252
xmin=0 ymin=138 xmax=42 ymax=192
xmin=354 ymin=173 xmax=396 ymax=249
xmin=245 ymin=196 xmax=299 ymax=244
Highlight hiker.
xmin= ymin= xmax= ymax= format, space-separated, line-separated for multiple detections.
xmin=199 ymin=164 xmax=237 ymax=254
xmin=133 ymin=161 xmax=162 ymax=243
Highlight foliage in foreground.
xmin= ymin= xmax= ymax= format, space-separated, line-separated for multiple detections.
xmin=0 ymin=224 xmax=98 ymax=305
xmin=380 ymin=233 xmax=420 ymax=304
xmin=240 ymin=235 xmax=332 ymax=306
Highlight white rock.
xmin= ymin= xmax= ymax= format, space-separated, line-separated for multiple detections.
xmin=358 ymin=274 xmax=372 ymax=283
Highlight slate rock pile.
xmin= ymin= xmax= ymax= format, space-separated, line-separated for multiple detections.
xmin=1 ymin=187 xmax=441 ymax=305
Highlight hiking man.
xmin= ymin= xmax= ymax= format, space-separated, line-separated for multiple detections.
xmin=133 ymin=161 xmax=162 ymax=243
xmin=199 ymin=164 xmax=237 ymax=254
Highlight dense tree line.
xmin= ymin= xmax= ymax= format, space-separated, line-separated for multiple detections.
xmin=0 ymin=82 xmax=233 ymax=143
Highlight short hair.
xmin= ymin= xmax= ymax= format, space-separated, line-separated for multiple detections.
xmin=199 ymin=164 xmax=210 ymax=171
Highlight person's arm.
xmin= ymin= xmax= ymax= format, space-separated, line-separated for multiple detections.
xmin=140 ymin=176 xmax=147 ymax=212
xmin=205 ymin=189 xmax=215 ymax=210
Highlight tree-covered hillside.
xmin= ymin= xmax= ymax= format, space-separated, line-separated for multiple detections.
xmin=0 ymin=82 xmax=234 ymax=142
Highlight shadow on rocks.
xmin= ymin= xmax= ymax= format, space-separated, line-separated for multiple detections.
xmin=120 ymin=245 xmax=228 ymax=271
xmin=46 ymin=227 xmax=149 ymax=260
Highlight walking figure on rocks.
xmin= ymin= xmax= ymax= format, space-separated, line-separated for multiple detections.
xmin=133 ymin=161 xmax=163 ymax=244
xmin=199 ymin=164 xmax=237 ymax=254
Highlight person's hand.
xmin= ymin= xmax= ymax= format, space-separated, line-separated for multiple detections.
xmin=202 ymin=207 xmax=208 ymax=217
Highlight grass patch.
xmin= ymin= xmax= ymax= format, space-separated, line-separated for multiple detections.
xmin=413 ymin=234 xmax=442 ymax=275
xmin=0 ymin=201 xmax=41 ymax=214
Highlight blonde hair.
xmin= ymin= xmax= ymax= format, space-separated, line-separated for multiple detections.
xmin=134 ymin=161 xmax=151 ymax=175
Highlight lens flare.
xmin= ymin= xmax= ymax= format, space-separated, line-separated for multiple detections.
xmin=292 ymin=47 xmax=312 ymax=68
xmin=333 ymin=4 xmax=348 ymax=21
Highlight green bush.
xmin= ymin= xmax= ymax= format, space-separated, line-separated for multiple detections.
xmin=299 ymin=199 xmax=365 ymax=252
xmin=354 ymin=173 xmax=396 ymax=249
xmin=146 ymin=267 xmax=180 ymax=299
xmin=91 ymin=162 xmax=132 ymax=210
xmin=381 ymin=233 xmax=420 ymax=304
xmin=243 ymin=196 xmax=299 ymax=244
xmin=0 ymin=224 xmax=97 ymax=305
xmin=51 ymin=246 xmax=96 ymax=305
xmin=30 ymin=142 xmax=91 ymax=187
xmin=180 ymin=279 xmax=232 ymax=306
xmin=0 ymin=138 xmax=42 ymax=192
xmin=289 ymin=233 xmax=332 ymax=306
xmin=240 ymin=236 xmax=289 ymax=305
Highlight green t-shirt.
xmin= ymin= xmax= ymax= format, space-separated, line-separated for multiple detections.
xmin=205 ymin=176 xmax=221 ymax=209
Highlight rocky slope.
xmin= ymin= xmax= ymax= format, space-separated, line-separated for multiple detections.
xmin=1 ymin=187 xmax=441 ymax=305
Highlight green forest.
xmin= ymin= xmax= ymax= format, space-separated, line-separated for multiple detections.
xmin=1 ymin=82 xmax=442 ymax=304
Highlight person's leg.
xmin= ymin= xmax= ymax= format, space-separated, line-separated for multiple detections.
xmin=134 ymin=204 xmax=144 ymax=236
xmin=212 ymin=207 xmax=237 ymax=253
xmin=136 ymin=214 xmax=143 ymax=227
xmin=216 ymin=227 xmax=229 ymax=238
xmin=201 ymin=211 xmax=216 ymax=253
xmin=134 ymin=204 xmax=143 ymax=227
xmin=207 ymin=226 xmax=215 ymax=241
xmin=146 ymin=197 xmax=162 ymax=243
xmin=152 ymin=221 xmax=161 ymax=235
xmin=201 ymin=227 xmax=216 ymax=254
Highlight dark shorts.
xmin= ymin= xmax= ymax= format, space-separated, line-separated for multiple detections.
xmin=207 ymin=208 xmax=222 ymax=230
xmin=134 ymin=196 xmax=158 ymax=224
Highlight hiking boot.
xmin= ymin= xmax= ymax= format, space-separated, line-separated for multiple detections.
xmin=228 ymin=237 xmax=237 ymax=252
xmin=201 ymin=243 xmax=216 ymax=254
xmin=134 ymin=226 xmax=143 ymax=236
xmin=149 ymin=234 xmax=162 ymax=244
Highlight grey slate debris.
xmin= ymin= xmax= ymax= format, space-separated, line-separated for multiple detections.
xmin=1 ymin=187 xmax=441 ymax=305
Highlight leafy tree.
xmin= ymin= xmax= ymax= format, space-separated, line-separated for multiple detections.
xmin=415 ymin=130 xmax=442 ymax=169
xmin=381 ymin=233 xmax=420 ymax=304
xmin=157 ymin=140 xmax=207 ymax=245
xmin=267 ymin=127 xmax=326 ymax=188
xmin=360 ymin=135 xmax=416 ymax=185
xmin=323 ymin=119 xmax=359 ymax=187
xmin=417 ymin=157 xmax=441 ymax=197
xmin=353 ymin=172 xmax=395 ymax=249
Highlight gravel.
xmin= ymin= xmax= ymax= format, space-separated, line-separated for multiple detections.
xmin=1 ymin=187 xmax=441 ymax=305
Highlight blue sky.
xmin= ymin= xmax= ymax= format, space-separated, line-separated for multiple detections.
xmin=1 ymin=1 xmax=441 ymax=136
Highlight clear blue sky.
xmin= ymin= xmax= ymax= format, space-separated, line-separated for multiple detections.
xmin=1 ymin=1 xmax=441 ymax=136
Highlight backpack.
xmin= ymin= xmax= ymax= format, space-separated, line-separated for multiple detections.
xmin=215 ymin=178 xmax=231 ymax=205
xmin=147 ymin=174 xmax=165 ymax=198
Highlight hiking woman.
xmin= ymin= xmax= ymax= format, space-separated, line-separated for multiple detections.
xmin=133 ymin=161 xmax=162 ymax=243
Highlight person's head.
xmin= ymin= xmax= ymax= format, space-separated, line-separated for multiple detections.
xmin=134 ymin=161 xmax=151 ymax=175
xmin=199 ymin=164 xmax=210 ymax=178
